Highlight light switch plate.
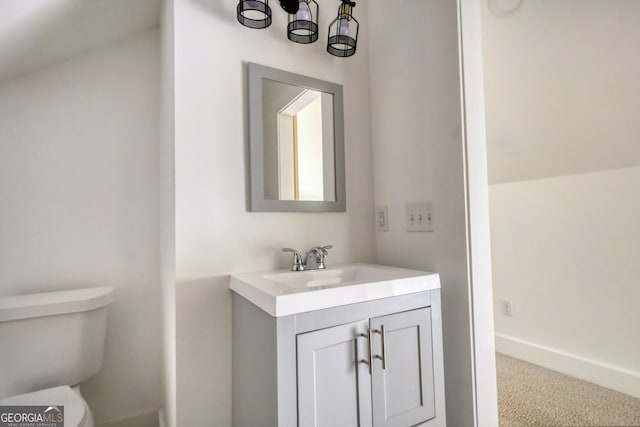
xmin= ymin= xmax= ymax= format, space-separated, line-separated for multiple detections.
xmin=499 ymin=299 xmax=514 ymax=317
xmin=406 ymin=202 xmax=433 ymax=232
xmin=375 ymin=206 xmax=389 ymax=231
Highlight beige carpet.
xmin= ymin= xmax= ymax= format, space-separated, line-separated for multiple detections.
xmin=496 ymin=353 xmax=640 ymax=426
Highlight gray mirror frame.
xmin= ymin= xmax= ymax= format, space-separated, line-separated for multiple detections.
xmin=248 ymin=62 xmax=346 ymax=212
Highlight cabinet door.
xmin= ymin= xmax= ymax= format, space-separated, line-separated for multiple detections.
xmin=370 ymin=308 xmax=435 ymax=427
xmin=297 ymin=320 xmax=373 ymax=427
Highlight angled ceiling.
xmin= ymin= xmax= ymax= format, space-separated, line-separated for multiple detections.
xmin=0 ymin=0 xmax=160 ymax=82
xmin=482 ymin=0 xmax=640 ymax=184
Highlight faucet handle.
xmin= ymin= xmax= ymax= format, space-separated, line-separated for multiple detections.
xmin=282 ymin=248 xmax=305 ymax=271
xmin=312 ymin=245 xmax=332 ymax=255
xmin=305 ymin=245 xmax=332 ymax=270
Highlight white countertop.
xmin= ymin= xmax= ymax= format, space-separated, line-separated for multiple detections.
xmin=230 ymin=263 xmax=441 ymax=317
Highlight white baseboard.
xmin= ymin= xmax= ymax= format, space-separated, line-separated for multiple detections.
xmin=495 ymin=333 xmax=640 ymax=399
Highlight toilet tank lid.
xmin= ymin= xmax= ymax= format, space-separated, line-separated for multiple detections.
xmin=0 ymin=286 xmax=114 ymax=322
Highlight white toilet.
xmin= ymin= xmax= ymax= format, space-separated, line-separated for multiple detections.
xmin=0 ymin=286 xmax=114 ymax=427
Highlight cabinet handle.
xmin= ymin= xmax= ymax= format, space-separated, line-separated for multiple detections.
xmin=357 ymin=332 xmax=372 ymax=375
xmin=372 ymin=325 xmax=387 ymax=370
xmin=380 ymin=325 xmax=387 ymax=369
xmin=367 ymin=328 xmax=373 ymax=375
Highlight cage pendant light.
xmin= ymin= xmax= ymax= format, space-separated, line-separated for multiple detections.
xmin=237 ymin=0 xmax=273 ymax=29
xmin=287 ymin=0 xmax=319 ymax=44
xmin=327 ymin=0 xmax=359 ymax=57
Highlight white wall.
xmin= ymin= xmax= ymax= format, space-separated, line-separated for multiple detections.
xmin=296 ymin=97 xmax=324 ymax=200
xmin=369 ymin=0 xmax=492 ymax=424
xmin=262 ymin=81 xmax=306 ymax=200
xmin=369 ymin=0 xmax=436 ymax=271
xmin=484 ymin=0 xmax=640 ymax=398
xmin=0 ymin=29 xmax=164 ymax=425
xmin=490 ymin=166 xmax=640 ymax=397
xmin=173 ymin=0 xmax=375 ymax=425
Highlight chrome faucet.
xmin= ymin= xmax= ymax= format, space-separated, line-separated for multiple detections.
xmin=282 ymin=248 xmax=305 ymax=271
xmin=304 ymin=246 xmax=332 ymax=270
xmin=282 ymin=245 xmax=333 ymax=271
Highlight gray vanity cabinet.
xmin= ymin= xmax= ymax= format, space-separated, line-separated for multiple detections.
xmin=232 ymin=290 xmax=446 ymax=427
xmin=370 ymin=308 xmax=435 ymax=427
xmin=297 ymin=320 xmax=373 ymax=427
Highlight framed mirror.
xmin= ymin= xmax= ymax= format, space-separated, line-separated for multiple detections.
xmin=248 ymin=63 xmax=346 ymax=212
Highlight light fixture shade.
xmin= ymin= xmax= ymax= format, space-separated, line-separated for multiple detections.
xmin=287 ymin=0 xmax=319 ymax=44
xmin=279 ymin=0 xmax=300 ymax=14
xmin=237 ymin=0 xmax=272 ymax=29
xmin=327 ymin=1 xmax=359 ymax=57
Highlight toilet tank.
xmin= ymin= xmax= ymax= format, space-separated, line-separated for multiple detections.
xmin=0 ymin=287 xmax=114 ymax=399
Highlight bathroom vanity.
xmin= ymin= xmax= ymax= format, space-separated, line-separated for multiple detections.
xmin=230 ymin=264 xmax=446 ymax=427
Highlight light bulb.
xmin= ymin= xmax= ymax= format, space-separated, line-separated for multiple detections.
xmin=296 ymin=2 xmax=311 ymax=21
xmin=337 ymin=18 xmax=350 ymax=37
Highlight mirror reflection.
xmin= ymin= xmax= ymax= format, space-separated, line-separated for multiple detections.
xmin=262 ymin=79 xmax=335 ymax=202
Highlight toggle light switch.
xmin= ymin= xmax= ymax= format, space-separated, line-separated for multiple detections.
xmin=375 ymin=206 xmax=389 ymax=232
xmin=406 ymin=202 xmax=433 ymax=232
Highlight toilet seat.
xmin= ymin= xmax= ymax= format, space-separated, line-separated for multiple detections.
xmin=0 ymin=385 xmax=87 ymax=427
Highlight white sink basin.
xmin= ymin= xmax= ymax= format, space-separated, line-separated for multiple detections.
xmin=230 ymin=263 xmax=440 ymax=317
